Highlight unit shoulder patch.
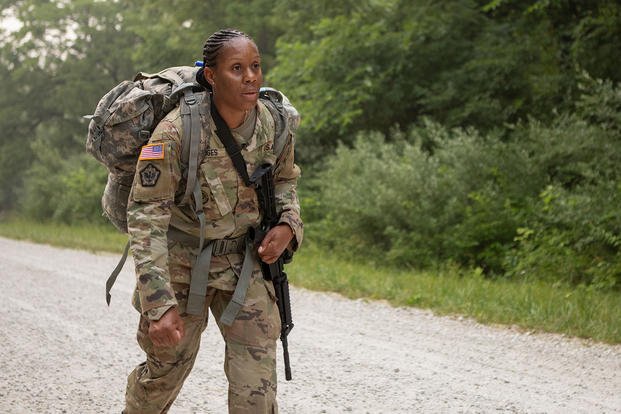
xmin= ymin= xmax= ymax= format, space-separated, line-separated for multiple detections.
xmin=140 ymin=163 xmax=161 ymax=187
xmin=139 ymin=143 xmax=165 ymax=160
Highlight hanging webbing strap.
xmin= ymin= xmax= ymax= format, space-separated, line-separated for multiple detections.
xmin=192 ymin=180 xmax=206 ymax=254
xmin=186 ymin=241 xmax=214 ymax=315
xmin=105 ymin=240 xmax=130 ymax=305
xmin=182 ymin=179 xmax=207 ymax=316
xmin=180 ymin=232 xmax=253 ymax=317
xmin=220 ymin=237 xmax=256 ymax=326
xmin=174 ymin=81 xmax=209 ymax=314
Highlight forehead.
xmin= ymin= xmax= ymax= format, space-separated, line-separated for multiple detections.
xmin=219 ymin=37 xmax=260 ymax=61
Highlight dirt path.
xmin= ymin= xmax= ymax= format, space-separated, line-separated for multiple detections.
xmin=0 ymin=237 xmax=619 ymax=413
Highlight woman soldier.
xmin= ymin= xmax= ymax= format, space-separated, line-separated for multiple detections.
xmin=123 ymin=29 xmax=303 ymax=413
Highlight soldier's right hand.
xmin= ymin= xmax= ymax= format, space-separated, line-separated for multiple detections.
xmin=148 ymin=306 xmax=185 ymax=347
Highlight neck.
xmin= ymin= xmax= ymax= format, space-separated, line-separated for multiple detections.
xmin=212 ymin=96 xmax=247 ymax=129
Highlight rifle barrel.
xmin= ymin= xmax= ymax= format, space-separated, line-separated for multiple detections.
xmin=281 ymin=334 xmax=292 ymax=381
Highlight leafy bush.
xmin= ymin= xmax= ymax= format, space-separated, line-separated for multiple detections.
xmin=507 ymin=182 xmax=621 ymax=290
xmin=311 ymin=122 xmax=537 ymax=271
xmin=505 ymin=77 xmax=621 ymax=289
xmin=576 ymin=73 xmax=621 ymax=137
xmin=20 ymin=138 xmax=107 ymax=225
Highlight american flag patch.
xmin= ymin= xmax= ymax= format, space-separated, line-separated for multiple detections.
xmin=139 ymin=144 xmax=165 ymax=160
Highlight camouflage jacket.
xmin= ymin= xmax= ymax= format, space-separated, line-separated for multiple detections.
xmin=127 ymin=95 xmax=303 ymax=319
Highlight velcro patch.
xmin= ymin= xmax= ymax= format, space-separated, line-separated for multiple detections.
xmin=140 ymin=163 xmax=161 ymax=187
xmin=139 ymin=143 xmax=165 ymax=160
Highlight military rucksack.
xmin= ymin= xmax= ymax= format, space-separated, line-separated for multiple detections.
xmin=85 ymin=65 xmax=299 ymax=234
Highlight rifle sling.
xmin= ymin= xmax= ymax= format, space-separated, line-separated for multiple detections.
xmin=210 ymin=102 xmax=252 ymax=187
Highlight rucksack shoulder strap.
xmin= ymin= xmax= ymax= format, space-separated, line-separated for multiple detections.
xmin=259 ymin=87 xmax=300 ymax=158
xmin=260 ymin=88 xmax=287 ymax=157
xmin=178 ymin=86 xmax=203 ymax=206
xmin=176 ymin=85 xmax=207 ymax=254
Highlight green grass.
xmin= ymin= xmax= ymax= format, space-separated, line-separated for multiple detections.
xmin=0 ymin=216 xmax=128 ymax=253
xmin=1 ymin=216 xmax=619 ymax=343
xmin=288 ymin=245 xmax=621 ymax=344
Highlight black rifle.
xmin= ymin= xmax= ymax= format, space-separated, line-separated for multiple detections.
xmin=250 ymin=163 xmax=294 ymax=381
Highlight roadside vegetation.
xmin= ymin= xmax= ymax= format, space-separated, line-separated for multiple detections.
xmin=1 ymin=216 xmax=619 ymax=344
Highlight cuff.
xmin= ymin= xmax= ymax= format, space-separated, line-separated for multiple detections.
xmin=278 ymin=212 xmax=303 ymax=251
xmin=138 ymin=282 xmax=178 ymax=320
xmin=145 ymin=304 xmax=175 ymax=321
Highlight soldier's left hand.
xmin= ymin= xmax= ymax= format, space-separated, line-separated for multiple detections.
xmin=258 ymin=224 xmax=293 ymax=264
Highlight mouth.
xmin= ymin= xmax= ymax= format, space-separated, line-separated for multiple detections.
xmin=241 ymin=90 xmax=259 ymax=98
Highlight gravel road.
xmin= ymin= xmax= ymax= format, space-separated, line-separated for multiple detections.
xmin=0 ymin=237 xmax=619 ymax=413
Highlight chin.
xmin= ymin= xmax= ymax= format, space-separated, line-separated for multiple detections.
xmin=241 ymin=100 xmax=258 ymax=111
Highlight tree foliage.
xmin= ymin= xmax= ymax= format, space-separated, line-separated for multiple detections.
xmin=270 ymin=0 xmax=621 ymax=162
xmin=0 ymin=0 xmax=138 ymax=210
xmin=0 ymin=0 xmax=619 ymax=290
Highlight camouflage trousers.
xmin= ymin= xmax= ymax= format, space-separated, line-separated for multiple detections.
xmin=124 ymin=277 xmax=281 ymax=414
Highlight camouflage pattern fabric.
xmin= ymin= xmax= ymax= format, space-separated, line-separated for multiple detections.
xmin=125 ymin=94 xmax=302 ymax=413
xmin=125 ymin=276 xmax=280 ymax=413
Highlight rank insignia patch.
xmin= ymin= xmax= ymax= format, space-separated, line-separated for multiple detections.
xmin=140 ymin=163 xmax=161 ymax=187
xmin=139 ymin=143 xmax=165 ymax=160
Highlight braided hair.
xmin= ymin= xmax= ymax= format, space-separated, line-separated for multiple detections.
xmin=197 ymin=28 xmax=256 ymax=90
xmin=203 ymin=28 xmax=254 ymax=68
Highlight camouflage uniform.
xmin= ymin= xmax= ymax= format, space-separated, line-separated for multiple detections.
xmin=124 ymin=94 xmax=302 ymax=414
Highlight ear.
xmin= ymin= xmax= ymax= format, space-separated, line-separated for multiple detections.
xmin=203 ymin=67 xmax=215 ymax=86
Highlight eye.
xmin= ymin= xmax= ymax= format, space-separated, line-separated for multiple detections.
xmin=232 ymin=64 xmax=241 ymax=71
xmin=253 ymin=62 xmax=261 ymax=70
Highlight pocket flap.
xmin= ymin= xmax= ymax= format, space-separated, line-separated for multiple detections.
xmin=201 ymin=164 xmax=233 ymax=216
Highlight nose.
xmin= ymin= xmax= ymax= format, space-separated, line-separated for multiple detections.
xmin=244 ymin=67 xmax=256 ymax=84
